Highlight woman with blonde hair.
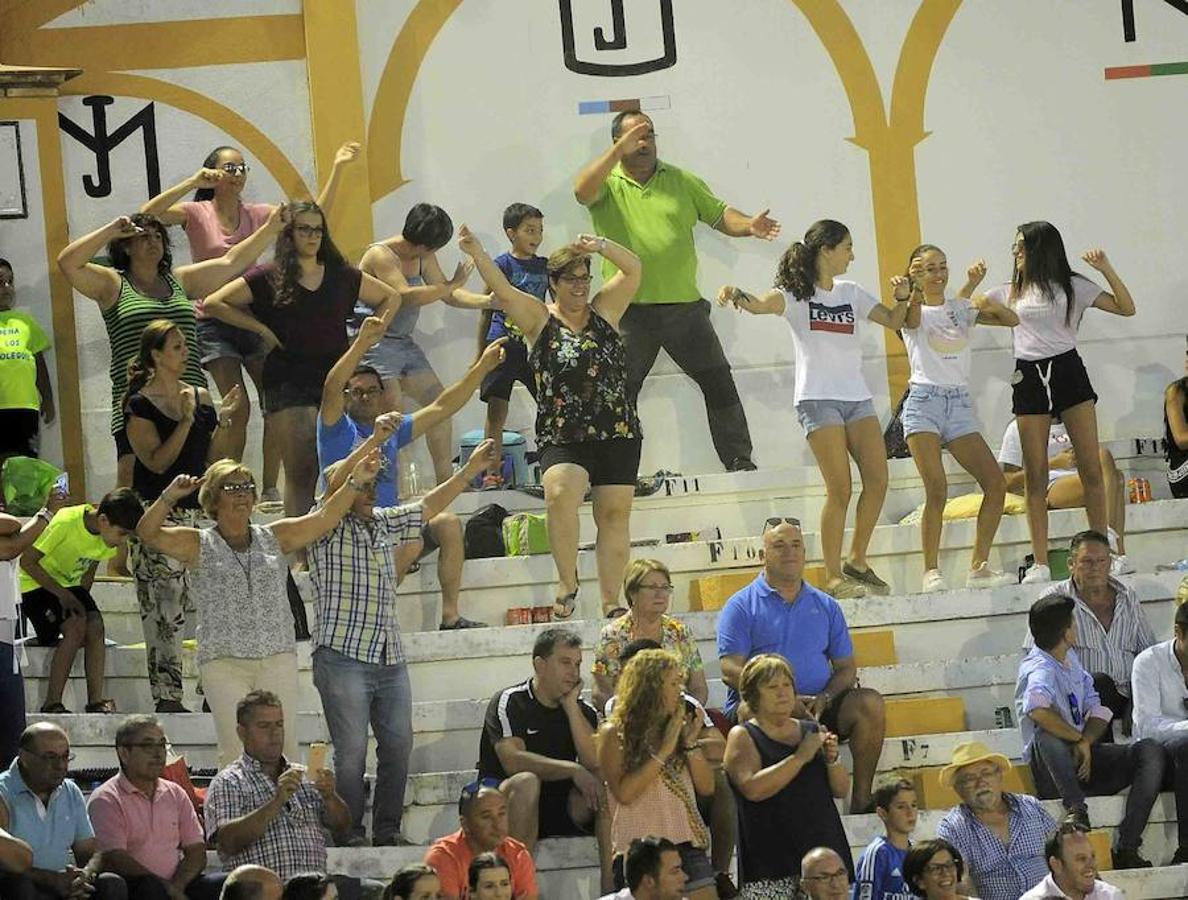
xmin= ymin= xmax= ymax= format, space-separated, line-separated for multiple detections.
xmin=724 ymin=653 xmax=852 ymax=897
xmin=592 ymin=558 xmax=707 ymax=712
xmin=598 ymin=649 xmax=718 ymax=899
xmin=135 ymin=449 xmax=382 ymax=766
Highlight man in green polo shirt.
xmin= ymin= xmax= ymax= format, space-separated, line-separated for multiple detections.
xmin=574 ymin=110 xmax=781 ymax=472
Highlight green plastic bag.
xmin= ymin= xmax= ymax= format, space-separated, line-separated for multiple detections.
xmin=502 ymin=512 xmax=550 ymax=556
xmin=2 ymin=456 xmax=63 ymax=515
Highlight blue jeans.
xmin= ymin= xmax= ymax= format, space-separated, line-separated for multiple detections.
xmin=312 ymin=645 xmax=413 ymax=843
xmin=0 ymin=641 xmax=24 ymax=769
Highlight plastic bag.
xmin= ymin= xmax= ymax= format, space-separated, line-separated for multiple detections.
xmin=2 ymin=456 xmax=63 ymax=515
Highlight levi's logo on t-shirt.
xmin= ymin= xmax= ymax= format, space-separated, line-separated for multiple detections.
xmin=808 ymin=301 xmax=856 ymax=334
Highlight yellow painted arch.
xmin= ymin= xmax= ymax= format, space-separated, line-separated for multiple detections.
xmin=61 ymin=71 xmax=312 ymax=202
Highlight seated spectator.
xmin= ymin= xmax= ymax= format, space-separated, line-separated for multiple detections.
xmin=467 ymin=853 xmax=512 ymax=900
xmin=717 ymin=518 xmax=885 ymax=811
xmin=476 ymin=628 xmax=612 ymax=892
xmin=204 ymin=691 xmax=351 ymax=882
xmin=901 ymin=839 xmax=967 ymax=900
xmin=1131 ymin=600 xmax=1188 ymax=865
xmin=0 ymin=723 xmax=127 ymax=899
xmin=592 ymin=559 xmax=708 ymax=711
xmin=309 ymin=431 xmax=495 ymax=846
xmin=598 ymin=836 xmax=688 ymax=900
xmin=1165 ymin=341 xmax=1188 ymax=499
xmin=598 ymin=650 xmax=716 ymax=899
xmin=1016 ymin=593 xmax=1161 ymax=868
xmin=935 ymin=741 xmax=1056 ymax=900
xmin=318 ymin=310 xmax=510 ymax=629
xmin=800 ymin=847 xmax=852 ymax=900
xmin=424 ymin=782 xmax=537 ymax=900
xmin=282 ymin=873 xmax=336 ymax=900
xmin=19 ymin=489 xmax=143 ymax=713
xmin=853 ymin=777 xmax=918 ymax=900
xmin=382 ymin=864 xmax=441 ymax=900
xmin=88 ymin=715 xmax=225 ymax=899
xmin=221 ymin=865 xmax=283 ymax=900
xmin=1019 ymin=823 xmax=1122 ymax=900
xmin=724 ymin=655 xmax=852 ymax=896
xmin=0 ymin=825 xmax=32 ymax=875
xmin=1027 ymin=530 xmax=1155 ymax=733
xmin=998 ymin=419 xmax=1132 ymax=580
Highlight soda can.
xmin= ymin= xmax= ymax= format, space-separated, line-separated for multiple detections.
xmin=505 ymin=607 xmax=531 ymax=626
xmin=1139 ymin=477 xmax=1152 ymax=503
xmin=1128 ymin=478 xmax=1139 ymax=504
xmin=532 ymin=606 xmax=552 ymax=623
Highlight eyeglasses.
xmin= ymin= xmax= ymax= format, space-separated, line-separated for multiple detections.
xmin=294 ymin=224 xmax=325 ymax=237
xmin=221 ymin=480 xmax=257 ymax=494
xmin=639 ymin=583 xmax=674 ymax=594
xmin=345 ymin=387 xmax=382 ymax=400
xmin=22 ymin=749 xmax=75 ymax=766
xmin=122 ymin=740 xmax=168 ymax=752
xmin=924 ymin=861 xmax=958 ymax=875
xmin=802 ymin=870 xmax=849 ymax=884
xmin=954 ymin=767 xmax=1001 ymax=787
xmin=458 ymin=776 xmax=501 ymax=813
xmin=221 ymin=163 xmax=250 ymax=175
xmin=557 ymin=274 xmax=592 ymax=284
xmin=763 ymin=516 xmax=801 ymax=532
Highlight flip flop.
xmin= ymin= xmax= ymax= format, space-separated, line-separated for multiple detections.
xmin=553 ymin=589 xmax=579 ymax=620
xmin=85 ymin=699 xmax=117 ymax=714
xmin=604 ymin=606 xmax=629 ymax=619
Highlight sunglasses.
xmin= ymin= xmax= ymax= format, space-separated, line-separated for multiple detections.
xmin=221 ymin=163 xmax=250 ymax=175
xmin=221 ymin=480 xmax=256 ymax=494
xmin=557 ymin=274 xmax=592 ymax=284
xmin=294 ymin=224 xmax=325 ymax=237
xmin=458 ymin=776 xmax=501 ymax=813
xmin=763 ymin=516 xmax=801 ymax=532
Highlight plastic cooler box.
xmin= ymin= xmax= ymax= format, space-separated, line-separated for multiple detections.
xmin=458 ymin=429 xmax=534 ymax=486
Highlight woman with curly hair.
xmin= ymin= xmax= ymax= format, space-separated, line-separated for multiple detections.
xmin=902 ymin=839 xmax=971 ymax=900
xmin=203 ymin=201 xmax=395 ymax=520
xmin=597 ymin=649 xmax=718 ymax=899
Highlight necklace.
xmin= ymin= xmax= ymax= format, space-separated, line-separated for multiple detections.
xmin=220 ymin=527 xmax=253 ymax=594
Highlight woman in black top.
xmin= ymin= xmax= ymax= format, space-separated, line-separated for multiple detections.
xmin=1165 ymin=339 xmax=1188 ymax=499
xmin=124 ymin=319 xmax=241 ymax=712
xmin=458 ymin=226 xmax=641 ymax=620
xmin=724 ymin=654 xmax=852 ymax=897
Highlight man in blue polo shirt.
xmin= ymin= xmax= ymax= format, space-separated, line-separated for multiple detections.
xmin=717 ymin=518 xmax=886 ymax=812
xmin=0 ymin=723 xmax=127 ymax=898
xmin=317 ymin=310 xmax=507 ymax=629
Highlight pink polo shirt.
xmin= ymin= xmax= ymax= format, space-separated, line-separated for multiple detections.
xmin=87 ymin=773 xmax=204 ymax=879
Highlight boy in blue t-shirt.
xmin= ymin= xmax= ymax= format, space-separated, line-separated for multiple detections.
xmin=852 ymin=778 xmax=917 ymax=900
xmin=477 ymin=203 xmax=547 ymax=488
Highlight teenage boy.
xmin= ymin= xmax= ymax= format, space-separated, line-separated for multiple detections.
xmin=19 ymin=488 xmax=143 ymax=713
xmin=852 ymin=778 xmax=918 ymax=900
xmin=477 ymin=203 xmax=547 ymax=488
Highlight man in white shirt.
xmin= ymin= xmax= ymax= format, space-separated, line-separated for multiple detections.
xmin=598 ymin=836 xmax=686 ymax=900
xmin=998 ymin=420 xmax=1132 ymax=580
xmin=1131 ymin=600 xmax=1188 ymax=865
xmin=1019 ymin=824 xmax=1123 ymax=899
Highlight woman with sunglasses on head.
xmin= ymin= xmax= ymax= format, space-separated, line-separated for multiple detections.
xmin=718 ymin=220 xmax=913 ymax=599
xmin=458 ymin=225 xmax=642 ymax=619
xmin=135 ymin=448 xmax=382 ymax=767
xmin=899 ymin=246 xmax=1018 ymax=593
xmin=1163 ymin=337 xmax=1188 ymax=499
xmin=142 ymin=143 xmax=361 ymax=500
xmin=203 ymin=202 xmax=395 ymax=523
xmin=597 ymin=650 xmax=718 ymax=900
xmin=123 ymin=320 xmax=244 ymax=712
xmin=971 ymin=223 xmax=1135 ymax=584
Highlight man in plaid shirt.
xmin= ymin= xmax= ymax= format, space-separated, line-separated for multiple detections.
xmin=308 ymin=432 xmax=498 ymax=846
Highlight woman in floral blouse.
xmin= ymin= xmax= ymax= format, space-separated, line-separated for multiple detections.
xmin=458 ymin=226 xmax=641 ymax=620
xmin=593 ymin=558 xmax=707 ymax=711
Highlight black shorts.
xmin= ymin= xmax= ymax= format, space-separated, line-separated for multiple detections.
xmin=21 ymin=587 xmax=100 ymax=646
xmin=417 ymin=520 xmax=438 ymax=561
xmin=0 ymin=409 xmax=39 ymax=457
xmin=538 ymin=779 xmax=594 ymax=839
xmin=539 ymin=438 xmax=641 ymax=487
xmin=262 ymin=354 xmax=331 ymax=414
xmin=480 ymin=338 xmax=537 ymax=403
xmin=818 ymin=685 xmax=857 ymax=736
xmin=1011 ymin=349 xmax=1097 ymax=417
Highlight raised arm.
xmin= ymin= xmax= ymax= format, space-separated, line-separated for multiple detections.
xmin=269 ymin=449 xmax=381 ymax=553
xmin=135 ymin=475 xmax=204 ymax=567
xmin=574 ymin=120 xmax=652 ymax=206
xmin=206 ymin=386 xmax=244 ymax=462
xmin=321 ymin=308 xmax=395 ymax=426
xmin=356 ymin=271 xmax=398 ymax=314
xmin=1082 ymin=249 xmax=1136 ymax=317
xmin=458 ymin=226 xmax=550 ymax=342
xmin=716 ymin=286 xmax=785 ymax=317
xmin=1167 ymin=382 xmax=1188 ymax=451
xmin=57 ymin=217 xmax=141 ymax=310
xmin=314 ymin=141 xmax=361 ymax=218
xmin=140 ymin=168 xmax=223 ymax=225
xmin=418 ymin=439 xmax=496 ymax=521
xmin=866 ymin=277 xmax=913 ymax=331
xmin=714 ymin=207 xmax=781 ymax=241
xmin=0 ymin=492 xmax=65 ymax=560
xmin=176 ymin=204 xmax=285 ymax=299
xmin=362 ymin=244 xmax=467 ymax=309
xmin=409 ymin=340 xmax=507 ymax=441
xmin=585 ymin=236 xmax=641 ymax=328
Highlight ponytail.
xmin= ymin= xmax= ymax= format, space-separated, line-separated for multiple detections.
xmin=121 ymin=319 xmax=179 ymax=414
xmin=774 ymin=219 xmax=851 ymax=301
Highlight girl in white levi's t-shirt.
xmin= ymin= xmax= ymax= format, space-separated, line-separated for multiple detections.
xmin=717 ymin=219 xmax=912 ymax=600
xmin=900 ymin=245 xmax=1018 ymax=594
xmin=971 ymin=221 xmax=1136 ymax=584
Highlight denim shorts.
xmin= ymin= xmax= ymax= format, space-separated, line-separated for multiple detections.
xmin=795 ymin=397 xmax=877 ymax=434
xmin=357 ymin=333 xmax=434 ymax=381
xmin=197 ymin=317 xmax=265 ymax=366
xmin=901 ymin=383 xmax=982 ymax=444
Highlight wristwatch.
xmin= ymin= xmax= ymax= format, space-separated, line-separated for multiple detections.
xmin=35 ymin=507 xmax=53 ymax=524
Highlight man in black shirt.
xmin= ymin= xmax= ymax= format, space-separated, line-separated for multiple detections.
xmin=477 ymin=628 xmax=611 ymax=891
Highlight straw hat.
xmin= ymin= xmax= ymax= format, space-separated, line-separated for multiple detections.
xmin=938 ymin=740 xmax=1012 ymax=788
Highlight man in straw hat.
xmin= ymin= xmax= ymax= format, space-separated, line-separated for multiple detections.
xmin=935 ymin=740 xmax=1055 ymax=900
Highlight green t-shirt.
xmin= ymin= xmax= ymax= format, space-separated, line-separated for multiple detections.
xmin=0 ymin=309 xmax=50 ymax=410
xmin=19 ymin=505 xmax=115 ymax=592
xmin=586 ymin=160 xmax=727 ymax=304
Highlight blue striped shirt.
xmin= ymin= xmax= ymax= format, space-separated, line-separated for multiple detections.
xmin=308 ymin=503 xmax=423 ymax=665
xmin=936 ymin=793 xmax=1055 ymax=900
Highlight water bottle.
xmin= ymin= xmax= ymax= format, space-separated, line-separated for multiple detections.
xmin=405 ymin=460 xmax=422 ymax=500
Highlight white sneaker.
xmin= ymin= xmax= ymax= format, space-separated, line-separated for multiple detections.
xmin=1021 ymin=563 xmax=1052 ymax=585
xmin=1111 ymin=554 xmax=1136 ymax=576
xmin=921 ymin=569 xmax=948 ymax=592
xmin=966 ymin=562 xmax=1014 ymax=589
